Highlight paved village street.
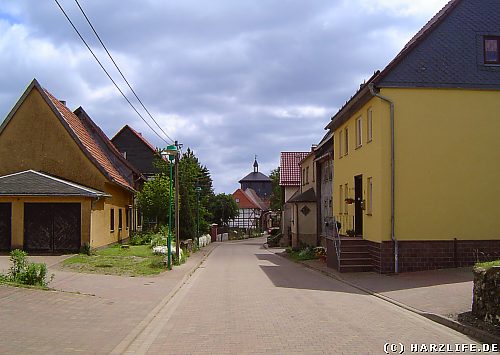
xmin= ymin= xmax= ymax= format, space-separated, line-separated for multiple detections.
xmin=0 ymin=237 xmax=482 ymax=354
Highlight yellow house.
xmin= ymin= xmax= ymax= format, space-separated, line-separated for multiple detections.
xmin=327 ymin=0 xmax=500 ymax=273
xmin=0 ymin=79 xmax=143 ymax=252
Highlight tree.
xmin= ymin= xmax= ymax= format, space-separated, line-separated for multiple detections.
xmin=151 ymin=148 xmax=215 ymax=238
xmin=208 ymin=193 xmax=239 ymax=226
xmin=136 ymin=173 xmax=174 ymax=228
xmin=269 ymin=167 xmax=283 ymax=211
xmin=178 ymin=148 xmax=214 ymax=239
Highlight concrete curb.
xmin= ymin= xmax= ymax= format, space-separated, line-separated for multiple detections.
xmin=264 ymin=244 xmax=500 ymax=345
xmin=110 ymin=243 xmax=219 ymax=354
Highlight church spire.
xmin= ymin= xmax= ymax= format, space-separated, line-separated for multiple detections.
xmin=253 ymin=155 xmax=258 ymax=173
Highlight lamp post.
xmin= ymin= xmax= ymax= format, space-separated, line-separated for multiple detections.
xmin=161 ymin=145 xmax=177 ymax=270
xmin=196 ymin=186 xmax=202 ymax=242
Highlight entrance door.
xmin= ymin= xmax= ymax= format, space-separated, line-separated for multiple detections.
xmin=354 ymin=175 xmax=363 ymax=237
xmin=24 ymin=203 xmax=81 ymax=252
xmin=0 ymin=203 xmax=11 ymax=251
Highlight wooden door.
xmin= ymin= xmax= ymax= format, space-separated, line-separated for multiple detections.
xmin=354 ymin=175 xmax=363 ymax=237
xmin=0 ymin=203 xmax=11 ymax=251
xmin=24 ymin=203 xmax=81 ymax=252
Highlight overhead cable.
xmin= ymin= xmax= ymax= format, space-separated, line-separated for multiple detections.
xmin=53 ymin=0 xmax=172 ymax=145
xmin=73 ymin=0 xmax=175 ymax=144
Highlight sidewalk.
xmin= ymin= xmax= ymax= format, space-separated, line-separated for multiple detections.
xmin=266 ymin=246 xmax=500 ymax=344
xmin=0 ymin=243 xmax=218 ymax=354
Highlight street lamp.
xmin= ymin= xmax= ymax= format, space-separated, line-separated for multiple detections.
xmin=196 ymin=186 xmax=202 ymax=242
xmin=161 ymin=145 xmax=177 ymax=270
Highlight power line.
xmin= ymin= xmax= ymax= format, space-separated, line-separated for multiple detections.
xmin=53 ymin=0 xmax=172 ymax=145
xmin=72 ymin=0 xmax=175 ymax=144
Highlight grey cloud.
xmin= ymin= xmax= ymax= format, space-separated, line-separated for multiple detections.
xmin=0 ymin=0 xmax=447 ymax=193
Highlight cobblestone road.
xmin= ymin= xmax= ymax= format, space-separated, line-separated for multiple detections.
xmin=127 ymin=239 xmax=479 ymax=354
xmin=0 ymin=239 xmax=481 ymax=354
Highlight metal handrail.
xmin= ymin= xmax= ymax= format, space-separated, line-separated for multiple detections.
xmin=325 ymin=216 xmax=341 ymax=270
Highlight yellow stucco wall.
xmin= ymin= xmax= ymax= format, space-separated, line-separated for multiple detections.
xmin=0 ymin=88 xmax=107 ymax=190
xmin=0 ymin=196 xmax=91 ymax=249
xmin=333 ymin=96 xmax=391 ymax=243
xmin=0 ymin=85 xmax=135 ymax=249
xmin=333 ymin=88 xmax=500 ymax=243
xmin=91 ymin=183 xmax=132 ymax=248
xmin=383 ymin=88 xmax=500 ymax=241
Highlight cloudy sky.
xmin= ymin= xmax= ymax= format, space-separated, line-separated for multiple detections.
xmin=0 ymin=0 xmax=449 ymax=193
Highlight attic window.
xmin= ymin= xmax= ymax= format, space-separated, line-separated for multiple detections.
xmin=484 ymin=36 xmax=500 ymax=64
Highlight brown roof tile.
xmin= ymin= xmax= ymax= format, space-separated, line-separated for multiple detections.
xmin=280 ymin=152 xmax=308 ymax=186
xmin=44 ymin=89 xmax=137 ymax=191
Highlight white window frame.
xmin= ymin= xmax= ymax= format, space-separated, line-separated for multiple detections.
xmin=344 ymin=128 xmax=349 ymax=155
xmin=338 ymin=130 xmax=343 ymax=158
xmin=339 ymin=185 xmax=343 ymax=214
xmin=355 ymin=116 xmax=362 ymax=148
xmin=367 ymin=177 xmax=373 ymax=215
xmin=367 ymin=108 xmax=373 ymax=142
xmin=344 ymin=183 xmax=348 ymax=214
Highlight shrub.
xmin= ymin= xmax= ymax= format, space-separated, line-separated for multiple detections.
xmin=9 ymin=249 xmax=28 ymax=279
xmin=129 ymin=232 xmax=155 ymax=246
xmin=80 ymin=243 xmax=94 ymax=256
xmin=150 ymin=234 xmax=167 ymax=248
xmin=298 ymin=247 xmax=315 ymax=259
xmin=7 ymin=249 xmax=53 ymax=287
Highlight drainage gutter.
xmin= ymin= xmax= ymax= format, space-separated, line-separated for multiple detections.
xmin=368 ymin=83 xmax=398 ymax=274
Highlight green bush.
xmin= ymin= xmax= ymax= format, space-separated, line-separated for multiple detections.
xmin=150 ymin=234 xmax=167 ymax=248
xmin=9 ymin=249 xmax=28 ymax=278
xmin=129 ymin=232 xmax=155 ymax=246
xmin=80 ymin=243 xmax=94 ymax=256
xmin=7 ymin=249 xmax=53 ymax=287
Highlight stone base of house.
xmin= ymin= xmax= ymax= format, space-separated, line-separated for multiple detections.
xmin=367 ymin=239 xmax=500 ymax=273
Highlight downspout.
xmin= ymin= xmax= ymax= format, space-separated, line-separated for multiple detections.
xmin=368 ymin=83 xmax=398 ymax=273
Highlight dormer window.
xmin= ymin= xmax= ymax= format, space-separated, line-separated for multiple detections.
xmin=484 ymin=36 xmax=500 ymax=64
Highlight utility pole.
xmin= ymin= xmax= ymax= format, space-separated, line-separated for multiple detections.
xmin=175 ymin=141 xmax=180 ymax=261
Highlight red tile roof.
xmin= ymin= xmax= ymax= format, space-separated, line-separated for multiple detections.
xmin=233 ymin=188 xmax=260 ymax=209
xmin=244 ymin=188 xmax=269 ymax=211
xmin=280 ymin=152 xmax=308 ymax=186
xmin=42 ymin=87 xmax=139 ymax=191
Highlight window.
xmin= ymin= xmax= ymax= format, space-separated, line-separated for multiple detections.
xmin=344 ymin=128 xmax=349 ymax=155
xmin=367 ymin=108 xmax=373 ymax=142
xmin=306 ymin=167 xmax=309 ymax=184
xmin=355 ymin=116 xmax=362 ymax=148
xmin=338 ymin=130 xmax=343 ymax=158
xmin=339 ymin=185 xmax=343 ymax=214
xmin=302 ymin=168 xmax=306 ymax=185
xmin=344 ymin=183 xmax=348 ymax=214
xmin=110 ymin=209 xmax=115 ymax=232
xmin=126 ymin=207 xmax=130 ymax=230
xmin=119 ymin=209 xmax=123 ymax=230
xmin=235 ymin=198 xmax=240 ymax=203
xmin=484 ymin=36 xmax=500 ymax=64
xmin=367 ymin=177 xmax=373 ymax=215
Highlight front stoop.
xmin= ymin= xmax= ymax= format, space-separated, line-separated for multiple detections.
xmin=337 ymin=238 xmax=372 ymax=272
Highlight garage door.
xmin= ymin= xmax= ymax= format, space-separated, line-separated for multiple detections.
xmin=0 ymin=203 xmax=11 ymax=251
xmin=24 ymin=203 xmax=81 ymax=252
